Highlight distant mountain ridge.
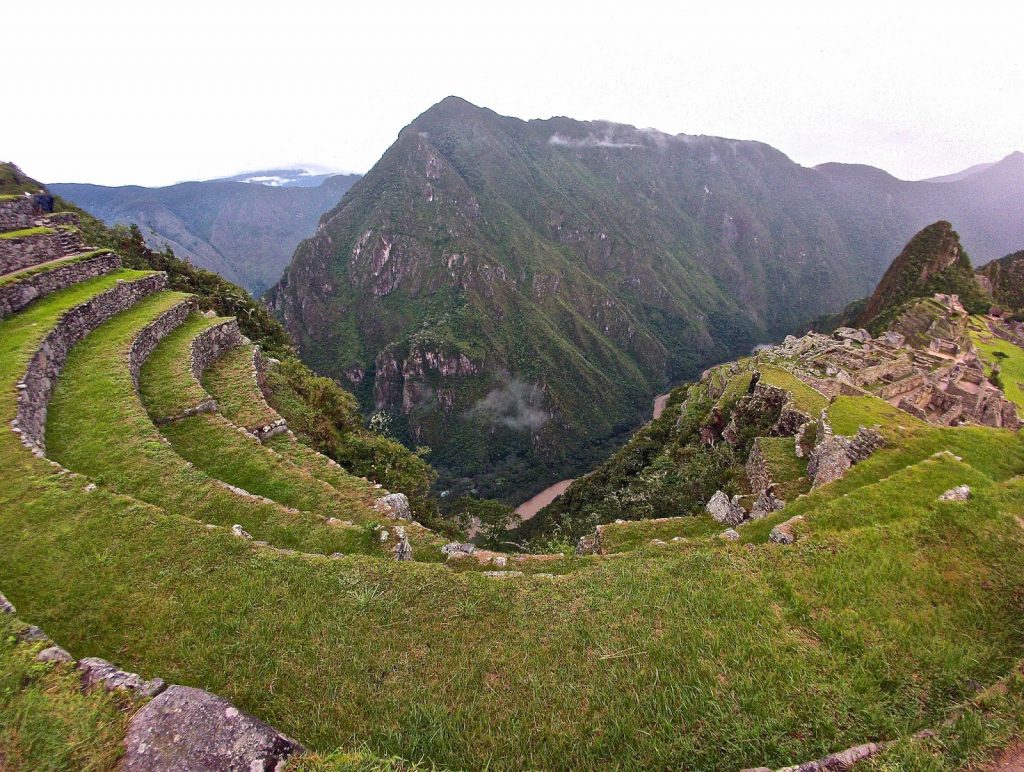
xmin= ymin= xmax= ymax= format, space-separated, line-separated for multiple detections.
xmin=51 ymin=171 xmax=360 ymax=295
xmin=267 ymin=96 xmax=1024 ymax=502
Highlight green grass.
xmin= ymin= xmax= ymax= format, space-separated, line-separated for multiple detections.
xmin=598 ymin=515 xmax=726 ymax=553
xmin=0 ymin=226 xmax=54 ymax=240
xmin=45 ymin=291 xmax=375 ymax=557
xmin=970 ymin=317 xmax=1024 ymax=410
xmin=754 ymin=436 xmax=809 ymax=501
xmin=827 ymin=395 xmax=927 ymax=437
xmin=758 ymin=365 xmax=830 ymax=416
xmin=5 ymin=271 xmax=1024 ymax=769
xmin=714 ymin=369 xmax=754 ymax=408
xmin=0 ymin=250 xmax=112 ymax=288
xmin=139 ymin=311 xmax=233 ymax=420
xmin=0 ymin=613 xmax=130 ymax=770
xmin=201 ymin=344 xmax=281 ymax=430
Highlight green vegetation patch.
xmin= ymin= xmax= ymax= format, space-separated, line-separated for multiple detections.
xmin=754 ymin=436 xmax=809 ymax=501
xmin=598 ymin=515 xmax=725 ymax=553
xmin=827 ymin=395 xmax=927 ymax=437
xmin=46 ymin=291 xmax=370 ymax=556
xmin=139 ymin=311 xmax=232 ymax=420
xmin=0 ymin=226 xmax=54 ymax=240
xmin=970 ymin=317 xmax=1024 ymax=410
xmin=758 ymin=365 xmax=829 ymax=416
xmin=201 ymin=343 xmax=280 ymax=430
xmin=0 ymin=614 xmax=130 ymax=770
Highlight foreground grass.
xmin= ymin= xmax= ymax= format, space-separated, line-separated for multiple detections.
xmin=4 ymin=278 xmax=1024 ymax=769
xmin=0 ymin=613 xmax=130 ymax=770
xmin=45 ymin=291 xmax=374 ymax=557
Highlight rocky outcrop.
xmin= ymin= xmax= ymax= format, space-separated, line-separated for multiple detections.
xmin=706 ymin=490 xmax=747 ymax=526
xmin=13 ymin=273 xmax=168 ymax=454
xmin=0 ymin=591 xmax=15 ymax=614
xmin=749 ymin=488 xmax=786 ymax=520
xmin=938 ymin=485 xmax=971 ymax=501
xmin=392 ymin=526 xmax=414 ymax=561
xmin=0 ymin=251 xmax=121 ymax=320
xmin=374 ymin=492 xmax=411 ymax=519
xmin=122 ymin=685 xmax=304 ymax=771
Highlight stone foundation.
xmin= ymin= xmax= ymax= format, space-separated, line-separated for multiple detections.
xmin=14 ymin=273 xmax=168 ymax=454
xmin=0 ymin=195 xmax=48 ymax=231
xmin=0 ymin=252 xmax=120 ymax=320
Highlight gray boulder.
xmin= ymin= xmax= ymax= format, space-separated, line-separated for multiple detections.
xmin=374 ymin=493 xmax=411 ymax=519
xmin=16 ymin=625 xmax=49 ymax=643
xmin=807 ymin=437 xmax=851 ymax=488
xmin=939 ymin=485 xmax=972 ymax=501
xmin=719 ymin=529 xmax=741 ymax=541
xmin=392 ymin=526 xmax=414 ymax=561
xmin=769 ymin=515 xmax=805 ymax=545
xmin=749 ymin=488 xmax=786 ymax=520
xmin=441 ymin=542 xmax=476 ymax=558
xmin=706 ymin=490 xmax=746 ymax=526
xmin=0 ymin=591 xmax=15 ymax=615
xmin=123 ymin=685 xmax=303 ymax=771
xmin=36 ymin=645 xmax=73 ymax=664
xmin=78 ymin=657 xmax=166 ymax=698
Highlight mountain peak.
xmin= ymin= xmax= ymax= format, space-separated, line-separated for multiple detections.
xmin=857 ymin=221 xmax=987 ymax=330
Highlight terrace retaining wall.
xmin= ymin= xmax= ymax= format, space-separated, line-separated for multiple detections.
xmin=14 ymin=273 xmax=168 ymax=454
xmin=0 ymin=252 xmax=121 ymax=320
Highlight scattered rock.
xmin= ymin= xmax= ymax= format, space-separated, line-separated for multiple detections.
xmin=78 ymin=657 xmax=166 ymax=697
xmin=374 ymin=492 xmax=411 ymax=519
xmin=16 ymin=625 xmax=49 ymax=643
xmin=84 ymin=482 xmax=96 ymax=492
xmin=441 ymin=542 xmax=476 ymax=558
xmin=769 ymin=515 xmax=805 ymax=545
xmin=122 ymin=685 xmax=303 ymax=771
xmin=719 ymin=529 xmax=740 ymax=541
xmin=939 ymin=485 xmax=972 ymax=501
xmin=492 ymin=555 xmax=507 ymax=567
xmin=482 ymin=571 xmax=524 ymax=579
xmin=0 ymin=591 xmax=15 ymax=615
xmin=36 ymin=645 xmax=73 ymax=664
xmin=379 ymin=530 xmax=390 ymax=542
xmin=230 ymin=524 xmax=252 ymax=540
xmin=706 ymin=490 xmax=746 ymax=526
xmin=650 ymin=539 xmax=668 ymax=547
xmin=575 ymin=531 xmax=602 ymax=555
xmin=392 ymin=526 xmax=413 ymax=561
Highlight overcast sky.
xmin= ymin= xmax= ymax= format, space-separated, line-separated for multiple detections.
xmin=4 ymin=1 xmax=1021 ymax=187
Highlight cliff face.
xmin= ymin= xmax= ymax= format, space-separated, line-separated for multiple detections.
xmin=267 ymin=98 xmax=1024 ymax=501
xmin=977 ymin=250 xmax=1024 ymax=311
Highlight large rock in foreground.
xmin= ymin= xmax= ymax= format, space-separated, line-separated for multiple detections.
xmin=123 ymin=685 xmax=303 ymax=771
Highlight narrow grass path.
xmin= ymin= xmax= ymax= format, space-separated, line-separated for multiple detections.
xmin=201 ymin=343 xmax=281 ymax=430
xmin=45 ymin=292 xmax=375 ymax=557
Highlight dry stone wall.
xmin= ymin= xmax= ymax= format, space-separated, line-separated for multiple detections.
xmin=190 ymin=318 xmax=243 ymax=382
xmin=14 ymin=273 xmax=168 ymax=454
xmin=128 ymin=298 xmax=198 ymax=388
xmin=0 ymin=229 xmax=72 ymax=274
xmin=0 ymin=195 xmax=47 ymax=231
xmin=0 ymin=252 xmax=120 ymax=320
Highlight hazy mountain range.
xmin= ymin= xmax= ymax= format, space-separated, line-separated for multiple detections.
xmin=266 ymin=97 xmax=1024 ymax=501
xmin=51 ymin=170 xmax=360 ymax=295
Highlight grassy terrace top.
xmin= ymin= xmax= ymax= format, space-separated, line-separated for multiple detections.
xmin=201 ymin=343 xmax=281 ymax=429
xmin=970 ymin=316 xmax=1024 ymax=410
xmin=0 ymin=225 xmax=54 ymax=240
xmin=4 ymin=273 xmax=1024 ymax=767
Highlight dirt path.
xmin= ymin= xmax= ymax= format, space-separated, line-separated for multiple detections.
xmin=653 ymin=393 xmax=670 ymax=419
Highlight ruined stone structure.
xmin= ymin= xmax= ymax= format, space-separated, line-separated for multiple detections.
xmin=0 ymin=251 xmax=120 ymax=319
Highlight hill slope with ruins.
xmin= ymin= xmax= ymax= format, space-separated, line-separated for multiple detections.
xmin=3 ymin=165 xmax=1024 ymax=770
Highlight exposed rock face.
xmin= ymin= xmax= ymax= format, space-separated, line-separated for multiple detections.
xmin=719 ymin=528 xmax=740 ymax=541
xmin=442 ymin=542 xmax=476 ymax=558
xmin=706 ymin=490 xmax=747 ymax=526
xmin=36 ymin=645 xmax=73 ymax=664
xmin=575 ymin=531 xmax=602 ymax=555
xmin=0 ymin=591 xmax=15 ymax=614
xmin=374 ymin=493 xmax=411 ymax=519
xmin=122 ymin=685 xmax=304 ymax=771
xmin=0 ymin=251 xmax=121 ymax=320
xmin=0 ymin=193 xmax=49 ymax=231
xmin=939 ymin=485 xmax=972 ymax=501
xmin=769 ymin=515 xmax=805 ymax=545
xmin=79 ymin=657 xmax=166 ymax=698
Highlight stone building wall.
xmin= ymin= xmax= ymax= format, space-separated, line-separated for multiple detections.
xmin=14 ymin=273 xmax=168 ymax=454
xmin=0 ymin=252 xmax=120 ymax=320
